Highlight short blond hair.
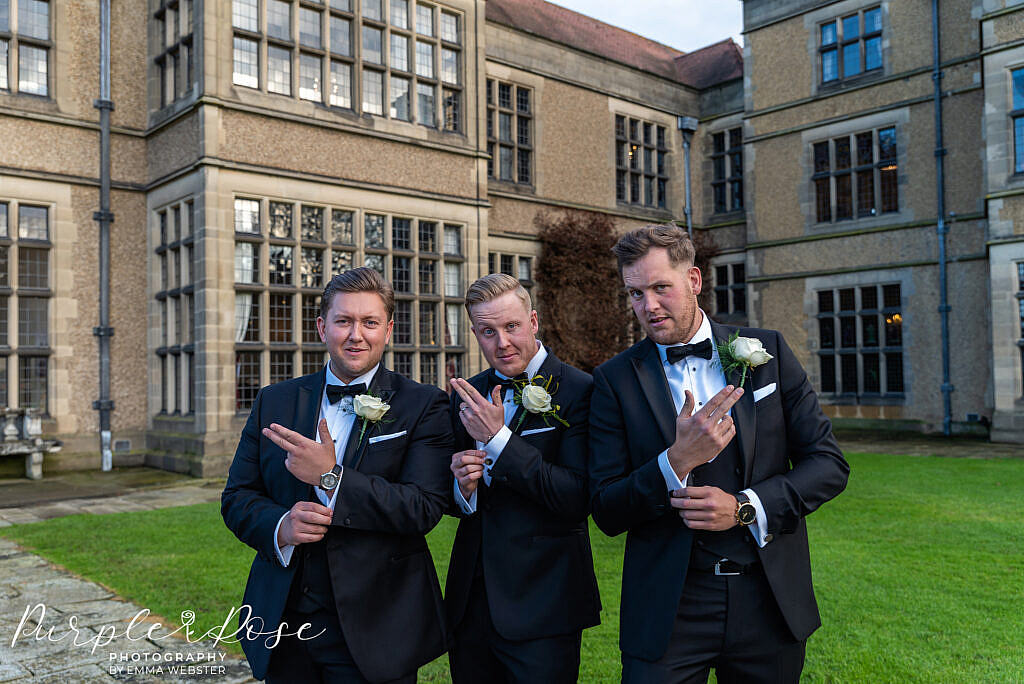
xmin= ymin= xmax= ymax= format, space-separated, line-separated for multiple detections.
xmin=464 ymin=273 xmax=532 ymax=317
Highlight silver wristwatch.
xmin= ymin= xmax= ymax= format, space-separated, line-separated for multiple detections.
xmin=319 ymin=464 xmax=342 ymax=490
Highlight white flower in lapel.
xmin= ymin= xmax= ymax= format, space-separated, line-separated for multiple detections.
xmin=353 ymin=392 xmax=391 ymax=443
xmin=510 ymin=374 xmax=569 ymax=431
xmin=716 ymin=332 xmax=773 ymax=388
xmin=520 ymin=384 xmax=552 ymax=413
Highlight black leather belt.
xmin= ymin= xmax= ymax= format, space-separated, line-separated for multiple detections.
xmin=691 ymin=558 xmax=759 ymax=576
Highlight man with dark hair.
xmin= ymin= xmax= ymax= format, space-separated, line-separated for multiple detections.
xmin=222 ymin=267 xmax=453 ymax=684
xmin=445 ymin=273 xmax=601 ymax=683
xmin=589 ymin=224 xmax=849 ymax=683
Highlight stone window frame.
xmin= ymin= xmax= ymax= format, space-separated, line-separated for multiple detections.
xmin=0 ymin=198 xmax=53 ymax=413
xmin=229 ymin=0 xmax=464 ymax=133
xmin=805 ymin=1 xmax=890 ymax=97
xmin=1010 ymin=67 xmax=1024 ymax=176
xmin=153 ymin=0 xmax=195 ymax=108
xmin=486 ymin=79 xmax=533 ymax=186
xmin=487 ymin=251 xmax=533 ymax=295
xmin=710 ymin=127 xmax=743 ymax=215
xmin=711 ymin=255 xmax=746 ymax=324
xmin=818 ymin=5 xmax=881 ymax=87
xmin=232 ymin=195 xmax=465 ymax=410
xmin=0 ymin=0 xmax=54 ymax=97
xmin=814 ymin=280 xmax=905 ymax=404
xmin=154 ymin=198 xmax=197 ymax=417
xmin=615 ymin=114 xmax=669 ymax=209
xmin=799 ymin=109 xmax=910 ymax=235
xmin=811 ymin=125 xmax=898 ymax=224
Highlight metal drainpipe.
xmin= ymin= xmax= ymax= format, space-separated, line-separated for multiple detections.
xmin=678 ymin=117 xmax=699 ymax=237
xmin=932 ymin=0 xmax=953 ymax=435
xmin=94 ymin=0 xmax=115 ymax=469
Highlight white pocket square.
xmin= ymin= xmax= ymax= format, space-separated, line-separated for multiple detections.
xmin=521 ymin=426 xmax=556 ymax=436
xmin=753 ymin=383 xmax=777 ymax=403
xmin=368 ymin=430 xmax=407 ymax=444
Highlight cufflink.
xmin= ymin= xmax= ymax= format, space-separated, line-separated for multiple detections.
xmin=484 ymin=458 xmax=493 ymax=466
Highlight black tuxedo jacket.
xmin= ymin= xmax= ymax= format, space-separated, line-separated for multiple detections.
xmin=445 ymin=349 xmax=601 ymax=640
xmin=221 ymin=365 xmax=453 ymax=682
xmin=589 ymin=322 xmax=849 ymax=661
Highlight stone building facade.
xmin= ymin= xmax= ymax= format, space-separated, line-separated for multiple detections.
xmin=737 ymin=0 xmax=1024 ymax=443
xmin=0 ymin=0 xmax=1019 ymax=478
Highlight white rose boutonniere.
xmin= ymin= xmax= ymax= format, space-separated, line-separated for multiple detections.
xmin=716 ymin=332 xmax=773 ymax=387
xmin=520 ymin=384 xmax=553 ymax=413
xmin=511 ymin=375 xmax=569 ymax=431
xmin=353 ymin=393 xmax=391 ymax=443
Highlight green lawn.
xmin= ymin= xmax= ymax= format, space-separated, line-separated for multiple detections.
xmin=2 ymin=452 xmax=1022 ymax=682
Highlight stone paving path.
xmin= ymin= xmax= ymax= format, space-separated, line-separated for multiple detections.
xmin=0 ymin=479 xmax=255 ymax=682
xmin=0 ymin=479 xmax=226 ymax=528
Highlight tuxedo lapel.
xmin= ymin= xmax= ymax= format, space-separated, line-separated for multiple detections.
xmin=711 ymin=321 xmax=756 ymax=483
xmin=631 ymin=339 xmax=677 ymax=448
xmin=292 ymin=368 xmax=326 ymax=504
xmin=342 ymin=364 xmax=394 ymax=471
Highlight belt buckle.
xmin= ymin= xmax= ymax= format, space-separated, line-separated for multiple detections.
xmin=714 ymin=559 xmax=740 ymax=576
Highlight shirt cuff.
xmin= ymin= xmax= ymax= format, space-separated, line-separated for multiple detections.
xmin=273 ymin=511 xmax=295 ymax=567
xmin=453 ymin=477 xmax=478 ymax=514
xmin=482 ymin=425 xmax=513 ymax=466
xmin=658 ymin=449 xmax=688 ymax=492
xmin=742 ymin=487 xmax=770 ymax=548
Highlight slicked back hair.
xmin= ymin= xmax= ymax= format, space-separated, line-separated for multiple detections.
xmin=612 ymin=223 xmax=695 ymax=274
xmin=464 ymin=273 xmax=532 ymax=317
xmin=320 ymin=267 xmax=395 ymax=321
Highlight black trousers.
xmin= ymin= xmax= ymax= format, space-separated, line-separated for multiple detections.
xmin=449 ymin=573 xmax=582 ymax=684
xmin=622 ymin=559 xmax=805 ymax=684
xmin=265 ymin=604 xmax=416 ymax=684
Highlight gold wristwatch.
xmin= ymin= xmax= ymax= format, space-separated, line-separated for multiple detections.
xmin=734 ymin=492 xmax=756 ymax=526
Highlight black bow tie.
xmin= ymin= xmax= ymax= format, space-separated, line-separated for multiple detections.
xmin=665 ymin=339 xmax=713 ymax=365
xmin=486 ymin=371 xmax=529 ymax=394
xmin=326 ymin=383 xmax=367 ymax=404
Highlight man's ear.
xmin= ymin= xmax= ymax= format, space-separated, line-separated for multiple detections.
xmin=689 ymin=265 xmax=702 ymax=296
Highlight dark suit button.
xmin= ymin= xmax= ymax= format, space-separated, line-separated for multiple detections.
xmin=764 ymin=533 xmax=774 ymax=543
xmin=302 ymin=586 xmax=310 ymax=594
xmin=744 ymin=536 xmax=752 ymax=544
xmin=734 ymin=467 xmax=741 ymax=476
xmin=696 ymin=540 xmax=705 ymax=547
xmin=343 ymin=517 xmax=352 ymax=526
xmin=497 ymin=476 xmax=508 ymax=484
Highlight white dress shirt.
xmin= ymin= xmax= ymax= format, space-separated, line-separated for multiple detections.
xmin=273 ymin=363 xmax=380 ymax=567
xmin=454 ymin=342 xmax=548 ymax=514
xmin=654 ymin=311 xmax=770 ymax=547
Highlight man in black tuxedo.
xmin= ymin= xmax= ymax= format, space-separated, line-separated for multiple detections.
xmin=589 ymin=224 xmax=849 ymax=683
xmin=445 ymin=273 xmax=601 ymax=683
xmin=221 ymin=268 xmax=453 ymax=683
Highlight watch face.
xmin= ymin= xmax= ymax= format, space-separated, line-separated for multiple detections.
xmin=738 ymin=503 xmax=757 ymax=525
xmin=320 ymin=472 xmax=339 ymax=489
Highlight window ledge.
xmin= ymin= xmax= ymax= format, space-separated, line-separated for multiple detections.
xmin=487 ymin=179 xmax=536 ymax=195
xmin=709 ymin=209 xmax=746 ymax=222
xmin=821 ymin=394 xmax=905 ymax=406
xmin=817 ymin=69 xmax=885 ymax=94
